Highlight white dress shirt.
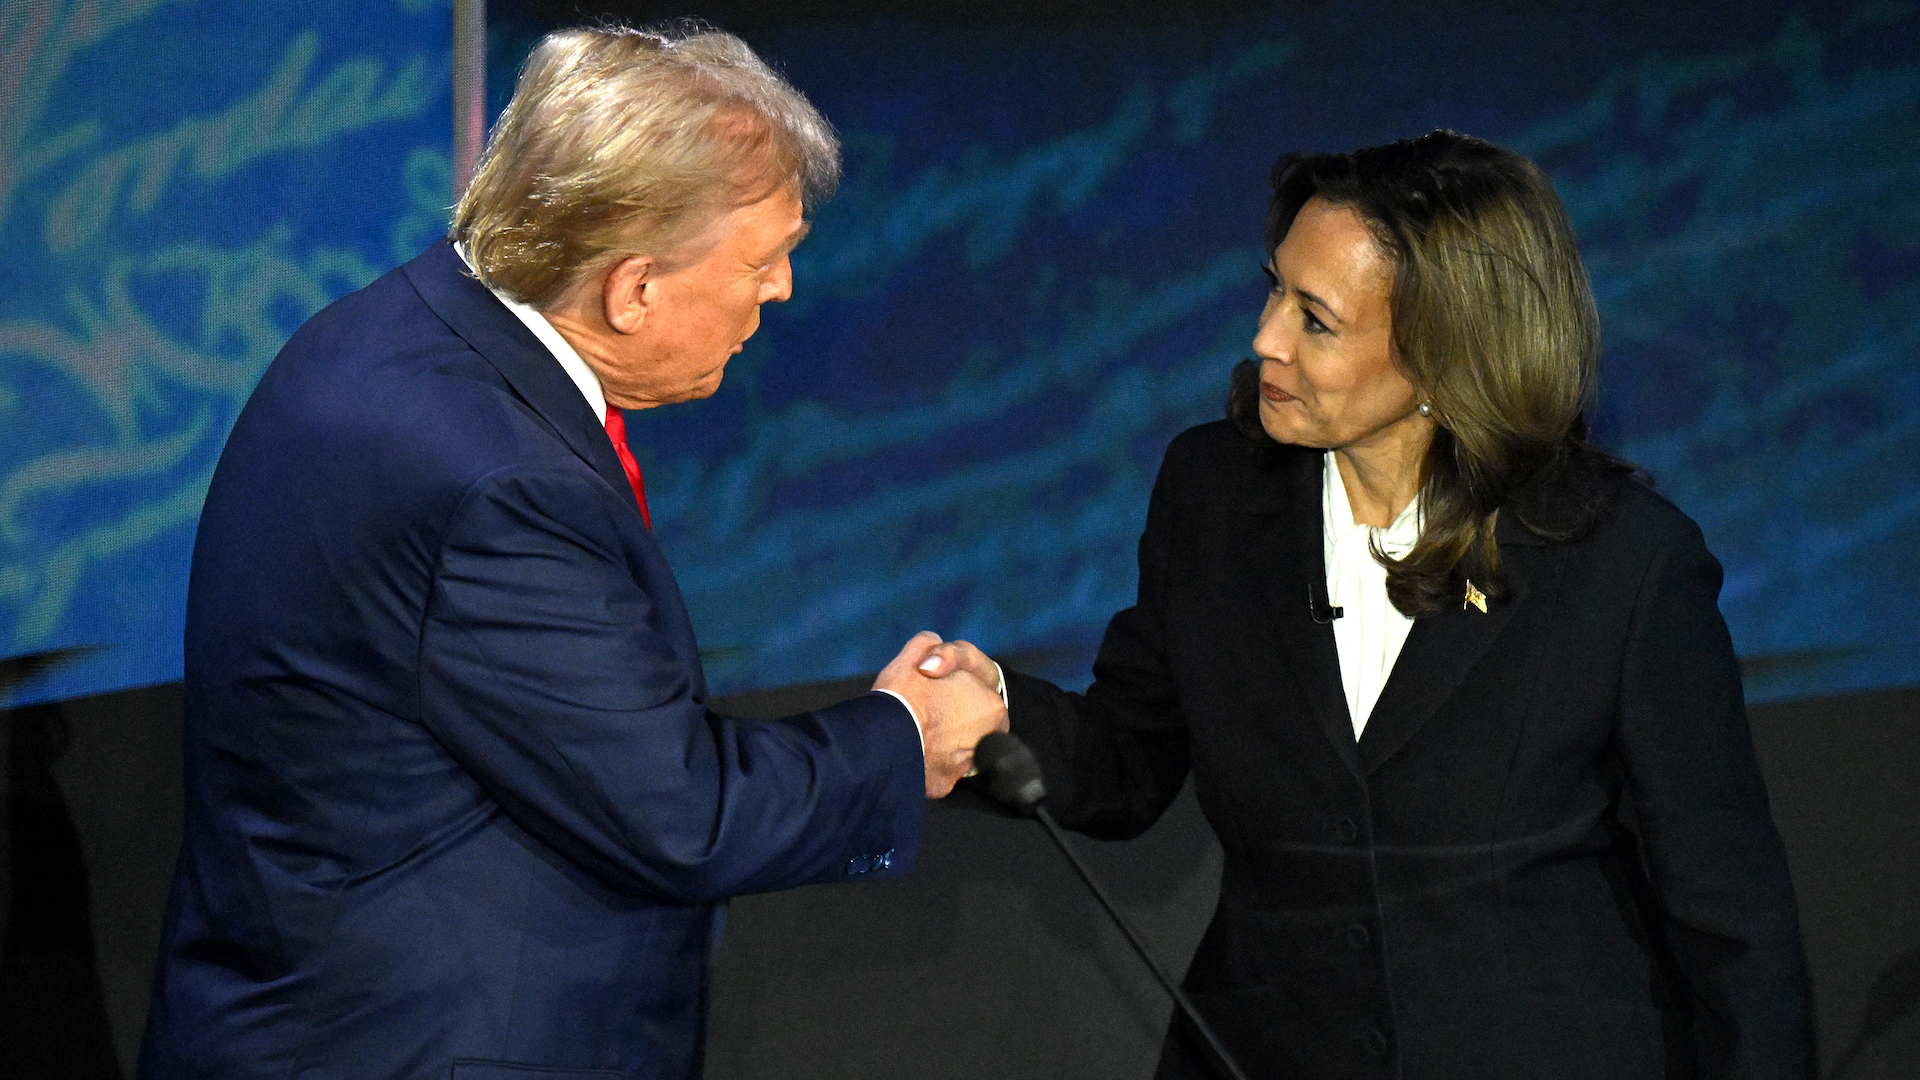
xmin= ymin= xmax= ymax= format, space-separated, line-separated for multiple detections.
xmin=1322 ymin=451 xmax=1422 ymax=738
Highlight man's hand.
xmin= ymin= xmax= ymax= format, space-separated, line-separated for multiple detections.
xmin=874 ymin=631 xmax=1008 ymax=798
xmin=911 ymin=638 xmax=1001 ymax=689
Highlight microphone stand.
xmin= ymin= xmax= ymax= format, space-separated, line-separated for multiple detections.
xmin=1031 ymin=804 xmax=1253 ymax=1080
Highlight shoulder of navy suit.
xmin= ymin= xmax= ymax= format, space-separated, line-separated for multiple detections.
xmin=400 ymin=240 xmax=636 ymax=503
xmin=212 ymin=243 xmax=641 ymax=574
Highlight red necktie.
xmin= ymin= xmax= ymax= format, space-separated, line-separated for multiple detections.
xmin=602 ymin=404 xmax=651 ymax=529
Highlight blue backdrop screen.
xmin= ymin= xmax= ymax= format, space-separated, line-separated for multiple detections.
xmin=4 ymin=1 xmax=1916 ymax=706
xmin=1 ymin=0 xmax=450 ymax=705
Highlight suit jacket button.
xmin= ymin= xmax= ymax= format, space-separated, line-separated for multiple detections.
xmin=1335 ymin=816 xmax=1359 ymax=843
xmin=1344 ymin=923 xmax=1370 ymax=949
xmin=1363 ymin=1025 xmax=1389 ymax=1057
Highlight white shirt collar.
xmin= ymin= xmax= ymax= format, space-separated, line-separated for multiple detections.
xmin=1322 ymin=451 xmax=1422 ymax=556
xmin=1321 ymin=450 xmax=1422 ymax=737
xmin=453 ymin=242 xmax=607 ymax=420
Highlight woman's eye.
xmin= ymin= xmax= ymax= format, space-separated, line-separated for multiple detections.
xmin=1260 ymin=263 xmax=1279 ymax=290
xmin=1303 ymin=310 xmax=1329 ymax=334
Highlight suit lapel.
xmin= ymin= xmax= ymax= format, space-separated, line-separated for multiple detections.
xmin=1356 ymin=509 xmax=1553 ymax=774
xmin=1248 ymin=449 xmax=1366 ymax=783
xmin=404 ymin=241 xmax=635 ymax=503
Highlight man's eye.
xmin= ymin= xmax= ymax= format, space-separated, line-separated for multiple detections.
xmin=1303 ymin=310 xmax=1329 ymax=334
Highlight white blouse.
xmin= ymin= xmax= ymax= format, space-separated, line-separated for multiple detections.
xmin=1322 ymin=452 xmax=1422 ymax=738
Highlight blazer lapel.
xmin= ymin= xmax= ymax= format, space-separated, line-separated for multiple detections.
xmin=1356 ymin=509 xmax=1552 ymax=774
xmin=404 ymin=241 xmax=635 ymax=502
xmin=1248 ymin=449 xmax=1366 ymax=783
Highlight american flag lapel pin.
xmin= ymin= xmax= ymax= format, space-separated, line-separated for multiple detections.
xmin=1463 ymin=579 xmax=1488 ymax=613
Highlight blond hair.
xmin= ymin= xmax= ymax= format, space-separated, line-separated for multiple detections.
xmin=451 ymin=23 xmax=839 ymax=309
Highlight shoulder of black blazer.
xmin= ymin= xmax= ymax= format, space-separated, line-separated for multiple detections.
xmin=1148 ymin=419 xmax=1706 ymax=779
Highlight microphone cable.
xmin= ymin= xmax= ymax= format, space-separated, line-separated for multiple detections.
xmin=972 ymin=731 xmax=1253 ymax=1080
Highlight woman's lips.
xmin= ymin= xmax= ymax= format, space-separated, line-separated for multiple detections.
xmin=1259 ymin=381 xmax=1296 ymax=403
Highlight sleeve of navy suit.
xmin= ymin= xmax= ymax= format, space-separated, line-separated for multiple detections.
xmin=420 ymin=461 xmax=925 ymax=904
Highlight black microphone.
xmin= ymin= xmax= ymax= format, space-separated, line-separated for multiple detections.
xmin=971 ymin=732 xmax=1253 ymax=1080
xmin=972 ymin=729 xmax=1046 ymax=812
xmin=1307 ymin=579 xmax=1343 ymax=623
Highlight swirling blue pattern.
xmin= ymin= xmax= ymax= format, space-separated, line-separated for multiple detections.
xmin=3 ymin=1 xmax=1914 ymax=706
xmin=1 ymin=1 xmax=447 ymax=704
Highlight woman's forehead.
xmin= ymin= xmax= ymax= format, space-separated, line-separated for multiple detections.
xmin=1276 ymin=199 xmax=1392 ymax=305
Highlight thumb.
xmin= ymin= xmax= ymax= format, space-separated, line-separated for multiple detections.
xmin=888 ymin=630 xmax=942 ymax=674
xmin=917 ymin=642 xmax=958 ymax=676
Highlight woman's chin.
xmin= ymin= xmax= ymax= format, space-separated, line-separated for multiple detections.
xmin=1258 ymin=410 xmax=1315 ymax=448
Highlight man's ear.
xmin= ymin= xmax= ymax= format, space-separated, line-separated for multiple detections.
xmin=602 ymin=255 xmax=656 ymax=335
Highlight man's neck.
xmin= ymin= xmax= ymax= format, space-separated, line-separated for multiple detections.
xmin=455 ymin=242 xmax=610 ymax=419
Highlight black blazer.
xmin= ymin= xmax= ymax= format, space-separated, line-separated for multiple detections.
xmin=1006 ymin=421 xmax=1811 ymax=1080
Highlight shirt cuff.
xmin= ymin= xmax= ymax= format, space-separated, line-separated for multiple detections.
xmin=872 ymin=688 xmax=925 ymax=754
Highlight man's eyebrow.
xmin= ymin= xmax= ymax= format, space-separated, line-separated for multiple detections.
xmin=777 ymin=220 xmax=811 ymax=255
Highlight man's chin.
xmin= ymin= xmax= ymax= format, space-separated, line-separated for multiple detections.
xmin=692 ymin=366 xmax=727 ymax=399
xmin=669 ymin=370 xmax=727 ymax=405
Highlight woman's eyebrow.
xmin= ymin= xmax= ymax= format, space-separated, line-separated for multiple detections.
xmin=1294 ymin=286 xmax=1345 ymax=326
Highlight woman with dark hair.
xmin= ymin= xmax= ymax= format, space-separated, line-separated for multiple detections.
xmin=924 ymin=131 xmax=1812 ymax=1078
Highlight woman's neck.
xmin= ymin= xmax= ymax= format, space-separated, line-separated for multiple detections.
xmin=1333 ymin=422 xmax=1432 ymax=528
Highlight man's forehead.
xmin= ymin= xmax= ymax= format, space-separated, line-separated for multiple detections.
xmin=736 ymin=186 xmax=806 ymax=250
xmin=663 ymin=188 xmax=798 ymax=264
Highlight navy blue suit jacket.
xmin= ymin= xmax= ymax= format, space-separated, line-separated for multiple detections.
xmin=139 ymin=241 xmax=926 ymax=1080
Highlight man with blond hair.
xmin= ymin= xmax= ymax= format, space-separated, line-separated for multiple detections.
xmin=140 ymin=25 xmax=1005 ymax=1080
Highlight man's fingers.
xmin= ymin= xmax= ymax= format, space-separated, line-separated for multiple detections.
xmin=917 ymin=642 xmax=960 ymax=676
xmin=926 ymin=751 xmax=978 ymax=799
xmin=899 ymin=629 xmax=942 ymax=664
xmin=914 ymin=640 xmax=996 ymax=682
xmin=875 ymin=631 xmax=946 ymax=691
xmin=909 ymin=646 xmax=1007 ymax=799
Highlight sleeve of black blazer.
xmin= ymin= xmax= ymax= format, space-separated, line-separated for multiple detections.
xmin=1615 ymin=515 xmax=1814 ymax=1078
xmin=416 ymin=463 xmax=926 ymax=905
xmin=1003 ymin=436 xmax=1193 ymax=841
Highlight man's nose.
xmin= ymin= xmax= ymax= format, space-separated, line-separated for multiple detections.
xmin=764 ymin=257 xmax=794 ymax=304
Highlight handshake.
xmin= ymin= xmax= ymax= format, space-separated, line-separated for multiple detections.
xmin=873 ymin=630 xmax=1008 ymax=798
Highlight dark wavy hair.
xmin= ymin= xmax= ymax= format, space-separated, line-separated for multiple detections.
xmin=1227 ymin=130 xmax=1635 ymax=617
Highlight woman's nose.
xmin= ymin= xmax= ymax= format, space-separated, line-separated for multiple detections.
xmin=1252 ymin=307 xmax=1291 ymax=364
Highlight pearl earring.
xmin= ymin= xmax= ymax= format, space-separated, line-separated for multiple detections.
xmin=1417 ymin=401 xmax=1432 ymax=417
